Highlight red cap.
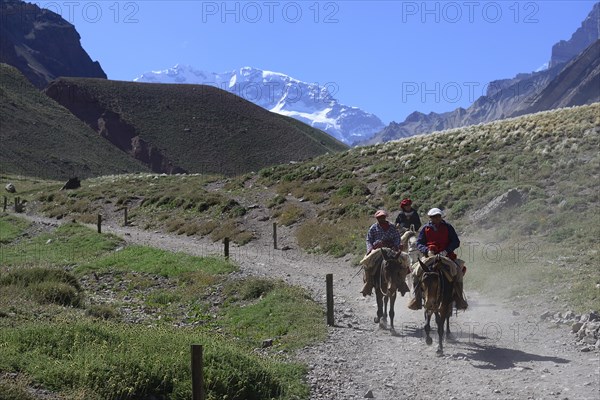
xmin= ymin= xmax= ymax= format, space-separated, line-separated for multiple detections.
xmin=400 ymin=199 xmax=412 ymax=207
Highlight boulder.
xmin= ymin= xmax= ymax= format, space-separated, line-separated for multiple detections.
xmin=5 ymin=183 xmax=16 ymax=193
xmin=61 ymin=177 xmax=81 ymax=190
xmin=469 ymin=188 xmax=525 ymax=222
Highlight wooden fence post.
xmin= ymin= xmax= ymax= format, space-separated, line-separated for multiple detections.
xmin=2 ymin=196 xmax=6 ymax=212
xmin=123 ymin=207 xmax=128 ymax=226
xmin=97 ymin=214 xmax=102 ymax=234
xmin=326 ymin=273 xmax=334 ymax=326
xmin=223 ymin=237 xmax=229 ymax=259
xmin=272 ymin=222 xmax=277 ymax=249
xmin=191 ymin=344 xmax=205 ymax=400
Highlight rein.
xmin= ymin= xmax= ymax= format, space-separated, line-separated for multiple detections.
xmin=377 ymin=261 xmax=389 ymax=296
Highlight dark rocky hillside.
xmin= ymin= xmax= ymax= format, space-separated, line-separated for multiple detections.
xmin=0 ymin=0 xmax=106 ymax=89
xmin=0 ymin=64 xmax=149 ymax=179
xmin=44 ymin=78 xmax=348 ymax=175
xmin=550 ymin=2 xmax=600 ymax=68
xmin=519 ymin=39 xmax=600 ymax=114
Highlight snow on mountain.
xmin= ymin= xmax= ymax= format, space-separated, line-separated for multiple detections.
xmin=134 ymin=65 xmax=384 ymax=145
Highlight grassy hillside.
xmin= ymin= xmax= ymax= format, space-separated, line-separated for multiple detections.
xmin=44 ymin=77 xmax=348 ymax=175
xmin=6 ymin=104 xmax=600 ymax=312
xmin=0 ymin=64 xmax=150 ymax=179
xmin=258 ymin=103 xmax=600 ymax=310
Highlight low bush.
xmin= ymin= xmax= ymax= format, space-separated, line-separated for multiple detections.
xmin=86 ymin=304 xmax=119 ymax=320
xmin=276 ymin=204 xmax=304 ymax=226
xmin=0 ymin=267 xmax=83 ymax=307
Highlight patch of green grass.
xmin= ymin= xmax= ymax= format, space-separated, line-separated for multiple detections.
xmin=28 ymin=174 xmax=264 ymax=246
xmin=563 ymin=255 xmax=600 ymax=313
xmin=0 ymin=321 xmax=309 ymax=400
xmin=0 ymin=222 xmax=122 ymax=267
xmin=297 ymin=217 xmax=370 ymax=259
xmin=0 ymin=214 xmax=31 ymax=244
xmin=221 ymin=279 xmax=327 ymax=351
xmin=0 ymin=217 xmax=326 ymax=400
xmin=77 ymin=246 xmax=237 ymax=277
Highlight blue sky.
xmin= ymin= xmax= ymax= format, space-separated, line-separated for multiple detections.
xmin=47 ymin=0 xmax=598 ymax=124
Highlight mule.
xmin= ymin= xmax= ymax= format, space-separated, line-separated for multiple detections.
xmin=373 ymin=249 xmax=409 ymax=334
xmin=418 ymin=256 xmax=454 ymax=355
xmin=400 ymin=227 xmax=420 ymax=265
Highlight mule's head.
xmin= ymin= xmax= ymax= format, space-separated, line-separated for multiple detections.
xmin=421 ymin=271 xmax=440 ymax=310
xmin=419 ymin=258 xmax=442 ymax=310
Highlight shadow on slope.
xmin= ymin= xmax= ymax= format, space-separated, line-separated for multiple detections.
xmin=0 ymin=64 xmax=149 ymax=179
xmin=44 ymin=78 xmax=348 ymax=175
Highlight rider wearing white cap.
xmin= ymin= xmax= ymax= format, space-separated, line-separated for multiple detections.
xmin=408 ymin=207 xmax=468 ymax=310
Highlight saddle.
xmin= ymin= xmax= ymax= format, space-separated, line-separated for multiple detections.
xmin=360 ymin=248 xmax=410 ymax=295
xmin=361 ymin=248 xmax=410 ymax=276
xmin=412 ymin=256 xmax=458 ymax=282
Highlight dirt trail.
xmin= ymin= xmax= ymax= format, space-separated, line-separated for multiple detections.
xmin=19 ymin=213 xmax=600 ymax=400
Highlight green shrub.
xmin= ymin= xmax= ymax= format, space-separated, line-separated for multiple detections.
xmin=0 ymin=267 xmax=81 ymax=291
xmin=267 ymin=195 xmax=286 ymax=208
xmin=276 ymin=204 xmax=304 ymax=226
xmin=147 ymin=291 xmax=182 ymax=306
xmin=87 ymin=304 xmax=119 ymax=320
xmin=32 ymin=281 xmax=82 ymax=307
xmin=0 ymin=381 xmax=38 ymax=400
xmin=0 ymin=267 xmax=83 ymax=307
xmin=223 ymin=277 xmax=278 ymax=302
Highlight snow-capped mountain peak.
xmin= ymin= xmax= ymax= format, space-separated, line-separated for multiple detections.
xmin=133 ymin=65 xmax=383 ymax=145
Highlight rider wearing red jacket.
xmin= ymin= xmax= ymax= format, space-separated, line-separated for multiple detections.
xmin=409 ymin=208 xmax=468 ymax=310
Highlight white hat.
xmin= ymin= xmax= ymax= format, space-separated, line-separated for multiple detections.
xmin=427 ymin=208 xmax=444 ymax=217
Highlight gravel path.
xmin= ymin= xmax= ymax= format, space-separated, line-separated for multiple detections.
xmin=19 ymin=213 xmax=600 ymax=400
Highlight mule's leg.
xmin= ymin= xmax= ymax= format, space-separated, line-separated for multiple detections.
xmin=445 ymin=314 xmax=455 ymax=341
xmin=383 ymin=294 xmax=389 ymax=321
xmin=424 ymin=310 xmax=433 ymax=345
xmin=435 ymin=312 xmax=444 ymax=355
xmin=388 ymin=292 xmax=396 ymax=333
xmin=374 ymin=290 xmax=383 ymax=323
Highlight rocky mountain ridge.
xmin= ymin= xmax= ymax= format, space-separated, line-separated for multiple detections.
xmin=550 ymin=2 xmax=600 ymax=68
xmin=0 ymin=0 xmax=106 ymax=89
